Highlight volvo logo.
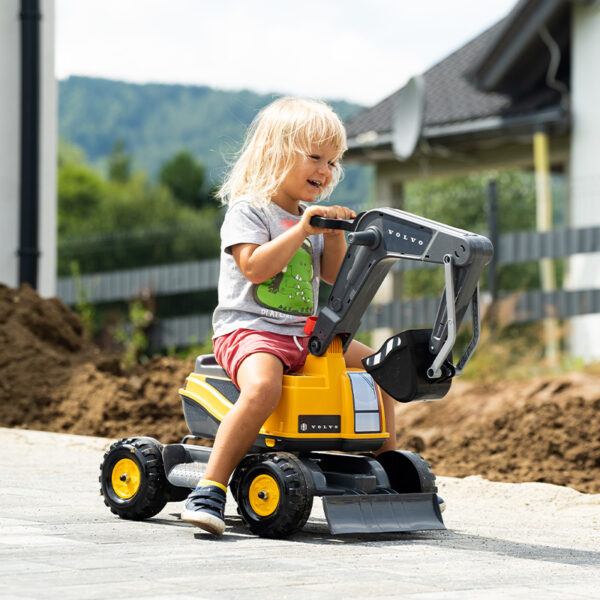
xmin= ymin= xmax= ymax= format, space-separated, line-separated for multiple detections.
xmin=298 ymin=415 xmax=341 ymax=433
xmin=387 ymin=229 xmax=425 ymax=245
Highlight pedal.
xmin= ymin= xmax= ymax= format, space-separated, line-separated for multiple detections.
xmin=166 ymin=462 xmax=207 ymax=489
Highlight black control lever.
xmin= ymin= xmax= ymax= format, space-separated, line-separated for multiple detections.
xmin=348 ymin=228 xmax=381 ymax=249
xmin=309 ymin=216 xmax=356 ymax=231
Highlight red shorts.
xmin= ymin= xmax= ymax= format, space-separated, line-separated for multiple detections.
xmin=213 ymin=329 xmax=310 ymax=388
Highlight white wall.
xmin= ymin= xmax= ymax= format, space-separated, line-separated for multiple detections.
xmin=0 ymin=1 xmax=56 ymax=296
xmin=39 ymin=0 xmax=57 ymax=296
xmin=0 ymin=1 xmax=21 ymax=291
xmin=567 ymin=1 xmax=600 ymax=360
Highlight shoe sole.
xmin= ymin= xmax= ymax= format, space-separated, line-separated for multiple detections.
xmin=181 ymin=509 xmax=226 ymax=536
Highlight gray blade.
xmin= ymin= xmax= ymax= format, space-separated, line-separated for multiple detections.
xmin=322 ymin=492 xmax=445 ymax=534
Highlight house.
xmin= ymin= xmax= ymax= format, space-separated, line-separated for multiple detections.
xmin=0 ymin=0 xmax=56 ymax=297
xmin=344 ymin=0 xmax=600 ymax=360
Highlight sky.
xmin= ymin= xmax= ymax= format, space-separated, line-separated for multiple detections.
xmin=55 ymin=0 xmax=518 ymax=106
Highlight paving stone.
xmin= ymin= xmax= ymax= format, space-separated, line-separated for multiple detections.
xmin=1 ymin=427 xmax=599 ymax=599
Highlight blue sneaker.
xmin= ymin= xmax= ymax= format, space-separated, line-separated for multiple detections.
xmin=181 ymin=485 xmax=226 ymax=535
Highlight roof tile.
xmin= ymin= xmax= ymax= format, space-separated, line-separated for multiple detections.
xmin=346 ymin=19 xmax=560 ymax=138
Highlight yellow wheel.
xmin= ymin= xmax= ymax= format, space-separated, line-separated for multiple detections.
xmin=111 ymin=458 xmax=141 ymax=499
xmin=248 ymin=473 xmax=280 ymax=516
xmin=233 ymin=452 xmax=314 ymax=538
xmin=100 ymin=437 xmax=168 ymax=520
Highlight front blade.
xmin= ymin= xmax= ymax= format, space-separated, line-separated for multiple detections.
xmin=322 ymin=492 xmax=445 ymax=534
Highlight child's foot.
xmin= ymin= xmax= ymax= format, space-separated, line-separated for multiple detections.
xmin=181 ymin=485 xmax=226 ymax=535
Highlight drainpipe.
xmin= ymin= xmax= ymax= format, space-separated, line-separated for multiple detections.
xmin=18 ymin=0 xmax=41 ymax=289
xmin=533 ymin=128 xmax=558 ymax=363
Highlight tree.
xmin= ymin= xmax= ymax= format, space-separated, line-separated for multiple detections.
xmin=159 ymin=150 xmax=214 ymax=209
xmin=57 ymin=163 xmax=105 ymax=238
xmin=57 ymin=150 xmax=222 ymax=275
xmin=402 ymin=170 xmax=559 ymax=296
xmin=108 ymin=139 xmax=132 ymax=183
xmin=58 ymin=138 xmax=87 ymax=168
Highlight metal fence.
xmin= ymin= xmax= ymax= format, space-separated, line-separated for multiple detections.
xmin=56 ymin=226 xmax=600 ymax=349
xmin=58 ymin=259 xmax=220 ymax=305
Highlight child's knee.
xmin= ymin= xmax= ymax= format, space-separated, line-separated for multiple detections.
xmin=242 ymin=376 xmax=282 ymax=413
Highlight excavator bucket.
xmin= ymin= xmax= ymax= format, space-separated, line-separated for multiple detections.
xmin=322 ymin=492 xmax=445 ymax=535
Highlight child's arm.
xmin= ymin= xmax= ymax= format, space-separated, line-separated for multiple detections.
xmin=231 ymin=205 xmax=349 ymax=284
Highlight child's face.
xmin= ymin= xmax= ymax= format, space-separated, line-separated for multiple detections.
xmin=273 ymin=142 xmax=339 ymax=210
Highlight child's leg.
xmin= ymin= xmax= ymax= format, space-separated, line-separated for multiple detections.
xmin=203 ymin=351 xmax=284 ymax=485
xmin=344 ymin=339 xmax=397 ymax=454
xmin=181 ymin=351 xmax=284 ymax=534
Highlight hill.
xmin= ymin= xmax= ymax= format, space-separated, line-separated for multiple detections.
xmin=58 ymin=76 xmax=372 ymax=210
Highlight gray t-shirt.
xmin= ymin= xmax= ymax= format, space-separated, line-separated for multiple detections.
xmin=212 ymin=198 xmax=324 ymax=338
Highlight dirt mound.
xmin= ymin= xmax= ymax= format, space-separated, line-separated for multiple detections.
xmin=0 ymin=283 xmax=190 ymax=443
xmin=394 ymin=375 xmax=600 ymax=494
xmin=1 ymin=283 xmax=599 ymax=493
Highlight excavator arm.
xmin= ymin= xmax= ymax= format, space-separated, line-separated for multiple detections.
xmin=309 ymin=208 xmax=493 ymax=401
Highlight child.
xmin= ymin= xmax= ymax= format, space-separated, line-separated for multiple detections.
xmin=181 ymin=97 xmax=397 ymax=535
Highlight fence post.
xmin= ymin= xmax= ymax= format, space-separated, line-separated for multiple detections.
xmin=534 ymin=128 xmax=559 ymax=363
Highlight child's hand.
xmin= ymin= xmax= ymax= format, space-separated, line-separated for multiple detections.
xmin=300 ymin=205 xmax=356 ymax=236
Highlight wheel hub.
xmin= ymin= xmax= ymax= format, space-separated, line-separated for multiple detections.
xmin=248 ymin=473 xmax=280 ymax=516
xmin=111 ymin=458 xmax=141 ymax=499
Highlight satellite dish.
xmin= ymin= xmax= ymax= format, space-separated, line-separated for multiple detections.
xmin=392 ymin=75 xmax=425 ymax=160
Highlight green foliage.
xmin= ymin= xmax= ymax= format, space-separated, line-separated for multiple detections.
xmin=403 ymin=171 xmax=490 ymax=297
xmin=57 ymin=139 xmax=221 ymax=275
xmin=58 ymin=211 xmax=222 ymax=275
xmin=458 ymin=319 xmax=581 ymax=383
xmin=98 ymin=175 xmax=188 ymax=231
xmin=402 ymin=170 xmax=565 ymax=297
xmin=57 ymin=162 xmax=105 ymax=238
xmin=160 ymin=150 xmax=214 ymax=209
xmin=107 ymin=139 xmax=132 ymax=183
xmin=58 ymin=76 xmax=369 ymax=211
xmin=405 ymin=170 xmax=537 ymax=233
xmin=69 ymin=260 xmax=95 ymax=336
xmin=58 ymin=138 xmax=87 ymax=167
xmin=114 ymin=298 xmax=154 ymax=368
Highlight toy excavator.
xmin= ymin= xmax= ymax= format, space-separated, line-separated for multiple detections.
xmin=100 ymin=208 xmax=493 ymax=538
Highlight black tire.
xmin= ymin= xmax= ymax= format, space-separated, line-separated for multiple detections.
xmin=99 ymin=437 xmax=169 ymax=520
xmin=232 ymin=452 xmax=314 ymax=538
xmin=376 ymin=450 xmax=438 ymax=494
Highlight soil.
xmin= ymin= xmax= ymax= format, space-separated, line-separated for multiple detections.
xmin=1 ymin=283 xmax=599 ymax=494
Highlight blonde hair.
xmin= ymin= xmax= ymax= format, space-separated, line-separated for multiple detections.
xmin=217 ymin=97 xmax=347 ymax=207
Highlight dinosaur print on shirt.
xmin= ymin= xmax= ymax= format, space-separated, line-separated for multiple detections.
xmin=253 ymin=239 xmax=315 ymax=316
